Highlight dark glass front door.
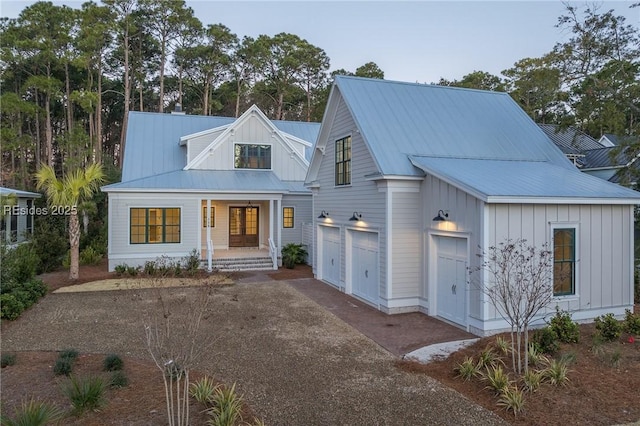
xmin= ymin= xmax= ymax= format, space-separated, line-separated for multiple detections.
xmin=229 ymin=206 xmax=259 ymax=247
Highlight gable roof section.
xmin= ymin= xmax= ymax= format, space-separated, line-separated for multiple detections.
xmin=409 ymin=156 xmax=640 ymax=204
xmin=184 ymin=105 xmax=314 ymax=170
xmin=331 ymin=76 xmax=573 ymax=176
xmin=122 ymin=112 xmax=234 ymax=182
xmin=121 ymin=109 xmax=320 ymax=183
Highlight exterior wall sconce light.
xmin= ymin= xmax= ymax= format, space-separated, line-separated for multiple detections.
xmin=349 ymin=212 xmax=363 ymax=221
xmin=432 ymin=210 xmax=449 ymax=221
xmin=318 ymin=210 xmax=329 ymax=219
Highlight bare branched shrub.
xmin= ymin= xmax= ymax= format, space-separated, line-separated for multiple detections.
xmin=470 ymin=238 xmax=554 ymax=374
xmin=133 ymin=257 xmax=219 ymax=426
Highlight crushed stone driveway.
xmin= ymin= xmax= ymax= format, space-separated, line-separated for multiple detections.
xmin=1 ymin=279 xmax=506 ymax=425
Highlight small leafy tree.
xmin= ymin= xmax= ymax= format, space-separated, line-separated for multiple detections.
xmin=471 ymin=238 xmax=554 ymax=374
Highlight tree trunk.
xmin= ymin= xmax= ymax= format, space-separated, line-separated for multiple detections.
xmin=119 ymin=24 xmax=131 ymax=168
xmin=69 ymin=211 xmax=80 ymax=280
xmin=45 ymin=92 xmax=53 ymax=167
xmin=96 ymin=62 xmax=103 ymax=164
xmin=159 ymin=35 xmax=166 ymax=113
xmin=65 ymin=61 xmax=73 ymax=132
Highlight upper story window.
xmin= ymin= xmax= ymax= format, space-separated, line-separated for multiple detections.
xmin=335 ymin=136 xmax=351 ymax=186
xmin=130 ymin=208 xmax=180 ymax=244
xmin=553 ymin=228 xmax=576 ymax=296
xmin=235 ymin=144 xmax=271 ymax=169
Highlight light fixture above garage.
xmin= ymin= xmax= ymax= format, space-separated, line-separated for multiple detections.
xmin=318 ymin=210 xmax=329 ymax=219
xmin=349 ymin=212 xmax=363 ymax=221
xmin=432 ymin=210 xmax=449 ymax=221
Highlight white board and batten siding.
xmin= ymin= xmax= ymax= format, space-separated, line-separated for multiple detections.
xmin=186 ymin=128 xmax=226 ymax=163
xmin=486 ymin=203 xmax=635 ymax=326
xmin=423 ymin=175 xmax=484 ymax=320
xmin=189 ymin=115 xmax=308 ymax=182
xmin=108 ymin=192 xmax=200 ymax=270
xmin=313 ymin=92 xmax=387 ymax=298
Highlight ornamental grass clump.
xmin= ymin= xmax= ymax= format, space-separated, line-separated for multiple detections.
xmin=0 ymin=398 xmax=65 ymax=426
xmin=206 ymin=383 xmax=244 ymax=426
xmin=543 ymin=358 xmax=571 ymax=386
xmin=102 ymin=354 xmax=124 ymax=372
xmin=482 ymin=365 xmax=511 ymax=395
xmin=61 ymin=375 xmax=107 ymax=415
xmin=190 ymin=376 xmax=219 ymax=405
xmin=455 ymin=356 xmax=481 ymax=381
xmin=497 ymin=385 xmax=525 ymax=417
xmin=1 ymin=353 xmax=17 ymax=368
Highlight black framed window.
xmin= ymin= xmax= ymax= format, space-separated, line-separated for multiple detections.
xmin=335 ymin=136 xmax=351 ymax=186
xmin=234 ymin=144 xmax=271 ymax=169
xmin=553 ymin=228 xmax=576 ymax=296
xmin=130 ymin=208 xmax=180 ymax=244
xmin=283 ymin=207 xmax=294 ymax=228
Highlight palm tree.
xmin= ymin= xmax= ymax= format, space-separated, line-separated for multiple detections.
xmin=36 ymin=163 xmax=105 ymax=280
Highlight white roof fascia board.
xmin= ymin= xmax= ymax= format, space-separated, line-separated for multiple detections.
xmin=364 ymin=174 xmax=423 ymax=181
xmin=179 ymin=124 xmax=231 ymax=145
xmin=101 ymin=187 xmax=292 ymax=195
xmin=485 ymin=196 xmax=640 ymax=205
xmin=281 ymin=132 xmax=312 ymax=147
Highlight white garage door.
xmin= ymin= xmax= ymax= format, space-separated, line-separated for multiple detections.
xmin=351 ymin=231 xmax=379 ymax=304
xmin=320 ymin=226 xmax=340 ymax=286
xmin=435 ymin=236 xmax=467 ymax=327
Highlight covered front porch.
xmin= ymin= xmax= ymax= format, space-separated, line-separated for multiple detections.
xmin=199 ymin=196 xmax=284 ymax=271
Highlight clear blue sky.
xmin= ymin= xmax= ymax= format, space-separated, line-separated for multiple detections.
xmin=1 ymin=1 xmax=638 ymax=84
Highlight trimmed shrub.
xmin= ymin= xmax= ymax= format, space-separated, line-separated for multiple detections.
xmin=532 ymin=326 xmax=559 ymax=355
xmin=53 ymin=357 xmax=74 ymax=376
xmin=110 ymin=371 xmax=128 ymax=388
xmin=59 ymin=349 xmax=79 ymax=361
xmin=1 ymin=353 xmax=17 ymax=368
xmin=183 ymin=249 xmax=201 ymax=275
xmin=594 ymin=313 xmax=623 ymax=342
xmin=623 ymin=309 xmax=640 ymax=336
xmin=548 ymin=308 xmax=580 ymax=343
xmin=102 ymin=354 xmax=124 ymax=372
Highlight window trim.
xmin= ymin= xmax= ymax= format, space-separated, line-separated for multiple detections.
xmin=334 ymin=135 xmax=352 ymax=186
xmin=283 ymin=206 xmax=295 ymax=229
xmin=233 ymin=142 xmax=272 ymax=170
xmin=130 ymin=207 xmax=181 ymax=244
xmin=550 ymin=222 xmax=579 ymax=298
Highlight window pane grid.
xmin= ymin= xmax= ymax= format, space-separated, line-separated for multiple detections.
xmin=235 ymin=144 xmax=271 ymax=169
xmin=335 ymin=136 xmax=351 ymax=186
xmin=283 ymin=207 xmax=294 ymax=228
xmin=130 ymin=208 xmax=181 ymax=244
xmin=553 ymin=228 xmax=575 ymax=296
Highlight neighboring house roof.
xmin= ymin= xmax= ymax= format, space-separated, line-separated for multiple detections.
xmin=0 ymin=187 xmax=41 ymax=198
xmin=121 ymin=110 xmax=320 ymax=182
xmin=538 ymin=124 xmax=603 ymax=155
xmin=582 ymin=146 xmax=629 ymax=170
xmin=103 ymin=170 xmax=308 ymax=193
xmin=307 ymin=76 xmax=640 ymax=203
xmin=599 ymin=133 xmax=619 ymax=147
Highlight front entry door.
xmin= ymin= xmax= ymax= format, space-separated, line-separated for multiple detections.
xmin=436 ymin=237 xmax=467 ymax=327
xmin=229 ymin=206 xmax=258 ymax=247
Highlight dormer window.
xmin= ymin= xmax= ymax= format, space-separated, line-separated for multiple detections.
xmin=235 ymin=144 xmax=271 ymax=169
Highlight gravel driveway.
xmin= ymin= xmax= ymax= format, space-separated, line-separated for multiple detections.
xmin=1 ymin=280 xmax=506 ymax=425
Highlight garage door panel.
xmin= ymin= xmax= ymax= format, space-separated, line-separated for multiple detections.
xmin=351 ymin=231 xmax=379 ymax=304
xmin=435 ymin=237 xmax=467 ymax=326
xmin=321 ymin=226 xmax=340 ymax=286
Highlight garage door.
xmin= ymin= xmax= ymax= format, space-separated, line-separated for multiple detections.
xmin=435 ymin=236 xmax=467 ymax=326
xmin=351 ymin=231 xmax=379 ymax=304
xmin=320 ymin=226 xmax=340 ymax=286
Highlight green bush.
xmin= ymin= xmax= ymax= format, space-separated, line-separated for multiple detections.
xmin=80 ymin=246 xmax=102 ymax=265
xmin=59 ymin=349 xmax=79 ymax=361
xmin=532 ymin=326 xmax=559 ymax=354
xmin=61 ymin=375 xmax=107 ymax=415
xmin=0 ymin=398 xmax=65 ymax=426
xmin=0 ymin=294 xmax=25 ymax=320
xmin=0 ymin=243 xmax=39 ymax=289
xmin=281 ymin=243 xmax=308 ymax=269
xmin=143 ymin=260 xmax=157 ymax=275
xmin=114 ymin=264 xmax=127 ymax=275
xmin=30 ymin=215 xmax=67 ymax=273
xmin=594 ymin=313 xmax=623 ymax=342
xmin=548 ymin=308 xmax=580 ymax=343
xmin=102 ymin=354 xmax=123 ymax=372
xmin=110 ymin=371 xmax=128 ymax=388
xmin=53 ymin=357 xmax=74 ymax=376
xmin=622 ymin=309 xmax=640 ymax=336
xmin=182 ymin=249 xmax=201 ymax=275
xmin=1 ymin=353 xmax=17 ymax=368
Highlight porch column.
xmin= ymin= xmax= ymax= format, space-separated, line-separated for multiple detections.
xmin=206 ymin=199 xmax=212 ymax=272
xmin=269 ymin=198 xmax=274 ymax=248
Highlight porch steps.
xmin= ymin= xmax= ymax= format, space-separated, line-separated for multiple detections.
xmin=206 ymin=256 xmax=275 ymax=272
